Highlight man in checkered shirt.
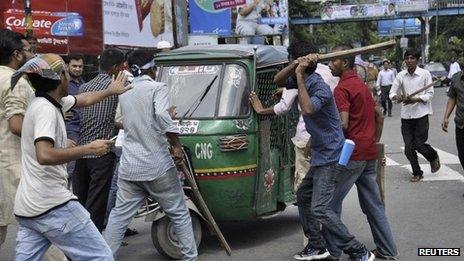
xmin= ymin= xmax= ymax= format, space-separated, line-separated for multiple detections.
xmin=73 ymin=48 xmax=126 ymax=232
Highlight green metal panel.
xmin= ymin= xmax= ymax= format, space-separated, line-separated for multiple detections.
xmin=254 ymin=70 xmax=298 ymax=213
xmin=156 ymin=53 xmax=297 ymax=221
xmin=179 ymin=120 xmax=258 ymax=221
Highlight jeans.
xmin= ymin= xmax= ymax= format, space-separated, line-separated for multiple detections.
xmin=105 ymin=147 xmax=122 ymax=226
xmin=103 ymin=168 xmax=197 ymax=260
xmin=401 ymin=115 xmax=438 ymax=176
xmin=297 ymin=163 xmax=365 ymax=257
xmin=15 ymin=200 xmax=113 ymax=261
xmin=73 ymin=152 xmax=116 ymax=231
xmin=327 ymin=160 xmax=397 ymax=257
xmin=380 ymin=85 xmax=392 ymax=115
xmin=456 ymin=127 xmax=464 ymax=170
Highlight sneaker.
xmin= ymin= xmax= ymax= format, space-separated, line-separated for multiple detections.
xmin=430 ymin=156 xmax=441 ymax=173
xmin=325 ymin=255 xmax=340 ymax=260
xmin=293 ymin=245 xmax=330 ymax=260
xmin=372 ymin=249 xmax=398 ymax=260
xmin=349 ymin=251 xmax=375 ymax=261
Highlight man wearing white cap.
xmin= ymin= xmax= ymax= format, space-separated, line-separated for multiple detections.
xmin=157 ymin=41 xmax=172 ymax=52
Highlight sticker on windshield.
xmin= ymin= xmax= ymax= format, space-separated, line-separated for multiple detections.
xmin=229 ymin=67 xmax=243 ymax=89
xmin=174 ymin=120 xmax=200 ymax=134
xmin=168 ymin=66 xmax=219 ymax=76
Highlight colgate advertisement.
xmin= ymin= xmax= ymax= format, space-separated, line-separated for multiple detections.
xmin=5 ymin=9 xmax=84 ymax=37
xmin=0 ymin=1 xmax=102 ymax=55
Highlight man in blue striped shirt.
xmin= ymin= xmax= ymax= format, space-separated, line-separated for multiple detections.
xmin=103 ymin=50 xmax=197 ymax=260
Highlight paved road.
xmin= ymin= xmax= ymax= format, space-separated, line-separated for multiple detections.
xmin=2 ymin=88 xmax=463 ymax=260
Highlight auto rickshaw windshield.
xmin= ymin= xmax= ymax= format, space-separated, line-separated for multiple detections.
xmin=161 ymin=64 xmax=249 ymax=119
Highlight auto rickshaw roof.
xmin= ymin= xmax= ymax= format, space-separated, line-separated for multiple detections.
xmin=155 ymin=44 xmax=288 ymax=68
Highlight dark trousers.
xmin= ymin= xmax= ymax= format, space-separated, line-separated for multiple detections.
xmin=73 ymin=152 xmax=116 ymax=232
xmin=380 ymin=85 xmax=392 ymax=115
xmin=401 ymin=115 xmax=438 ymax=176
xmin=456 ymin=127 xmax=464 ymax=170
xmin=66 ymin=131 xmax=79 ymax=179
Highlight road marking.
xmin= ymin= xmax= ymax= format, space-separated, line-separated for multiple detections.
xmin=385 ymin=157 xmax=400 ymax=166
xmin=400 ymin=147 xmax=461 ymax=165
xmin=402 ymin=164 xmax=464 ymax=181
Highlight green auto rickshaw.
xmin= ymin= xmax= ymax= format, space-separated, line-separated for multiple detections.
xmin=139 ymin=45 xmax=300 ymax=259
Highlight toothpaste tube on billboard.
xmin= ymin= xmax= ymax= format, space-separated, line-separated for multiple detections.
xmin=4 ymin=9 xmax=84 ymax=37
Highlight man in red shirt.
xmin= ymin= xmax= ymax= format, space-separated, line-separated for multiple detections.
xmin=328 ymin=46 xmax=398 ymax=260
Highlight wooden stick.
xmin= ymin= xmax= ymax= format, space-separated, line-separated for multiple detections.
xmin=181 ymin=162 xmax=232 ymax=256
xmin=406 ymin=77 xmax=443 ymax=98
xmin=316 ymin=40 xmax=397 ymax=62
xmin=376 ymin=143 xmax=385 ymax=205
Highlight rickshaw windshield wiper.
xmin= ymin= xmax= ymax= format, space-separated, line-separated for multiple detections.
xmin=179 ymin=75 xmax=218 ymax=123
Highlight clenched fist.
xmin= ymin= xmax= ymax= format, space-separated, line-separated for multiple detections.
xmin=87 ymin=139 xmax=115 ymax=157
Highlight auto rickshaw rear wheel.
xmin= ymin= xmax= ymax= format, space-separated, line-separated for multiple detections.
xmin=151 ymin=212 xmax=202 ymax=259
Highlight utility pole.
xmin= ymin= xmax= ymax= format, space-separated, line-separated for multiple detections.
xmin=425 ymin=16 xmax=430 ymax=63
xmin=24 ymin=0 xmax=33 ymax=37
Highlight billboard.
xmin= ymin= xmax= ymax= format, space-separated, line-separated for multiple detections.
xmin=394 ymin=0 xmax=429 ymax=13
xmin=173 ymin=0 xmax=189 ymax=46
xmin=0 ymin=0 xmax=103 ymax=54
xmin=103 ymin=0 xmax=174 ymax=48
xmin=378 ymin=18 xmax=421 ymax=36
xmin=189 ymin=0 xmax=288 ymax=37
xmin=321 ymin=3 xmax=397 ymax=20
xmin=189 ymin=0 xmax=232 ymax=36
xmin=321 ymin=0 xmax=429 ymax=21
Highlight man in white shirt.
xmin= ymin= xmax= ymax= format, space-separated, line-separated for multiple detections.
xmin=389 ymin=50 xmax=440 ymax=182
xmin=377 ymin=60 xmax=396 ymax=117
xmin=11 ymin=53 xmax=131 ymax=260
xmin=250 ymin=62 xmax=338 ymax=192
xmin=236 ymin=0 xmax=277 ymax=36
xmin=448 ymin=57 xmax=461 ymax=80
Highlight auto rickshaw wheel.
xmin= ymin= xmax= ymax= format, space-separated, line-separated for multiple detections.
xmin=151 ymin=212 xmax=202 ymax=259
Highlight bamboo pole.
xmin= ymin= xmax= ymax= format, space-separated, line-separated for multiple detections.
xmin=297 ymin=40 xmax=397 ymax=62
xmin=376 ymin=143 xmax=386 ymax=205
xmin=317 ymin=40 xmax=397 ymax=62
xmin=181 ymin=162 xmax=232 ymax=256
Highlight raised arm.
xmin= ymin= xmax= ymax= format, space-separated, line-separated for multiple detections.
xmin=74 ymin=72 xmax=131 ymax=108
xmin=296 ymin=60 xmax=314 ymax=115
xmin=296 ymin=55 xmax=330 ymax=116
xmin=239 ymin=0 xmax=260 ymax=16
xmin=274 ymin=61 xmax=298 ymax=87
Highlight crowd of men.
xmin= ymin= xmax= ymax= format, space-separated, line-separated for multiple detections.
xmin=0 ymin=28 xmax=195 ymax=260
xmin=1 ymin=26 xmax=464 ymax=261
xmin=250 ymin=44 xmax=463 ymax=260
